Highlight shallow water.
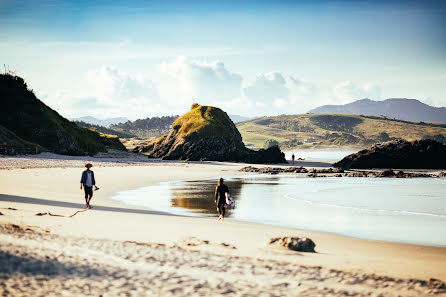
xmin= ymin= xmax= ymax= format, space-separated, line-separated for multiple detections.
xmin=283 ymin=149 xmax=356 ymax=162
xmin=111 ymin=175 xmax=446 ymax=247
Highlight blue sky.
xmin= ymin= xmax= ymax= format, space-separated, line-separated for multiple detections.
xmin=1 ymin=0 xmax=445 ymax=119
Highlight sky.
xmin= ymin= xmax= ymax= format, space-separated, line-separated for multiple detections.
xmin=1 ymin=0 xmax=445 ymax=120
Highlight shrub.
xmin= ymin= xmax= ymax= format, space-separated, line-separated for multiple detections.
xmin=264 ymin=139 xmax=279 ymax=148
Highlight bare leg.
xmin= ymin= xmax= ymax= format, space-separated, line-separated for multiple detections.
xmin=87 ymin=195 xmax=92 ymax=208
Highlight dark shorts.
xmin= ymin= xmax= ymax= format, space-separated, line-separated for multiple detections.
xmin=84 ymin=186 xmax=93 ymax=198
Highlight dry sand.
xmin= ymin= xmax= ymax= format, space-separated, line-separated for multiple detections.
xmin=1 ymin=153 xmax=446 ymax=296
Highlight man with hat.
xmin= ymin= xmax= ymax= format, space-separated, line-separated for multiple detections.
xmin=80 ymin=163 xmax=98 ymax=209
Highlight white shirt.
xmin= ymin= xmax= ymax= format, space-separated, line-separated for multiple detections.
xmin=86 ymin=171 xmax=93 ymax=187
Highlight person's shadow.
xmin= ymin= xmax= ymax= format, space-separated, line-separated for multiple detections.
xmin=0 ymin=194 xmax=175 ymax=216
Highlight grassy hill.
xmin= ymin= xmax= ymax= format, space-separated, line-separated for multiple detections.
xmin=0 ymin=73 xmax=126 ymax=155
xmin=237 ymin=113 xmax=446 ymax=149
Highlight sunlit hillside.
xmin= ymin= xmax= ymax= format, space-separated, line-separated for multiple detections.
xmin=237 ymin=113 xmax=446 ymax=149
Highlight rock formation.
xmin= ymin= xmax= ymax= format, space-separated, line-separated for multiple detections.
xmin=140 ymin=104 xmax=286 ymax=163
xmin=239 ymin=166 xmax=433 ymax=178
xmin=333 ymin=139 xmax=446 ymax=169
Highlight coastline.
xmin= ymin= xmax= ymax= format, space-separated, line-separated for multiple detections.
xmin=109 ymin=174 xmax=446 ymax=248
xmin=1 ymin=154 xmax=446 ymax=296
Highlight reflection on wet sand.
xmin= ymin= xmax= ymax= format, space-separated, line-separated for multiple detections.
xmin=171 ymin=178 xmax=248 ymax=217
xmin=113 ymin=175 xmax=446 ymax=246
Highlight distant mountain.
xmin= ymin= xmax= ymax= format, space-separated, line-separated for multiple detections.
xmin=70 ymin=116 xmax=128 ymax=127
xmin=228 ymin=114 xmax=250 ymax=123
xmin=309 ymin=98 xmax=446 ymax=124
xmin=0 ymin=73 xmax=125 ymax=155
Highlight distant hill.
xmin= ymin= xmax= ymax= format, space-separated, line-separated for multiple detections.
xmin=111 ymin=115 xmax=179 ymax=138
xmin=228 ymin=114 xmax=251 ymax=123
xmin=237 ymin=113 xmax=446 ymax=149
xmin=0 ymin=73 xmax=126 ymax=155
xmin=73 ymin=121 xmax=136 ymax=139
xmin=308 ymin=98 xmax=446 ymax=124
xmin=71 ymin=116 xmax=128 ymax=127
xmin=111 ymin=115 xmax=179 ymax=131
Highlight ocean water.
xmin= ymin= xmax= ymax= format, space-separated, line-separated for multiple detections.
xmin=283 ymin=149 xmax=356 ymax=162
xmin=111 ymin=175 xmax=446 ymax=247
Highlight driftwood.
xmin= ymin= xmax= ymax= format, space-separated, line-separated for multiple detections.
xmin=35 ymin=208 xmax=89 ymax=218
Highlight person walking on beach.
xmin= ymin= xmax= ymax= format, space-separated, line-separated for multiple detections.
xmin=80 ymin=163 xmax=98 ymax=209
xmin=291 ymin=153 xmax=295 ymax=165
xmin=215 ymin=178 xmax=229 ymax=221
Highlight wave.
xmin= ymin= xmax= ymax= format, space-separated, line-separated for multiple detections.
xmin=284 ymin=194 xmax=446 ymax=218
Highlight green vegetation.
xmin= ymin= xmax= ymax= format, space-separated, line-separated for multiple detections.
xmin=0 ymin=124 xmax=43 ymax=154
xmin=264 ymin=139 xmax=279 ymax=148
xmin=171 ymin=104 xmax=244 ymax=148
xmin=74 ymin=121 xmax=136 ymax=138
xmin=0 ymin=73 xmax=126 ymax=155
xmin=111 ymin=115 xmax=178 ymax=138
xmin=237 ymin=113 xmax=446 ymax=149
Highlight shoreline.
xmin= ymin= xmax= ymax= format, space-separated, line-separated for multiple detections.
xmin=1 ymin=154 xmax=446 ymax=295
xmin=108 ymin=174 xmax=446 ymax=248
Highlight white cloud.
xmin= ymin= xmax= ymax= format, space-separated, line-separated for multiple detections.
xmin=160 ymin=56 xmax=243 ymax=107
xmin=333 ymin=81 xmax=381 ymax=103
xmin=243 ymin=72 xmax=290 ymax=103
xmin=38 ymin=60 xmax=390 ymax=120
xmin=40 ymin=90 xmax=110 ymax=119
xmin=289 ymin=76 xmax=315 ymax=96
xmin=273 ymin=98 xmax=287 ymax=108
xmin=39 ymin=66 xmax=168 ymax=120
xmin=82 ymin=65 xmax=166 ymax=119
xmin=87 ymin=66 xmax=159 ymax=102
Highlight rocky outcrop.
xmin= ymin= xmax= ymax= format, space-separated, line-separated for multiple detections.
xmin=239 ymin=166 xmax=344 ymax=174
xmin=239 ymin=166 xmax=433 ymax=178
xmin=269 ymin=236 xmax=316 ymax=252
xmin=333 ymin=139 xmax=446 ymax=169
xmin=140 ymin=104 xmax=286 ymax=164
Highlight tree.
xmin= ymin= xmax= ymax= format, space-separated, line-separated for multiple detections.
xmin=264 ymin=139 xmax=279 ymax=149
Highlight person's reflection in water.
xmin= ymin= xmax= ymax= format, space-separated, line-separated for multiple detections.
xmin=214 ymin=178 xmax=229 ymax=221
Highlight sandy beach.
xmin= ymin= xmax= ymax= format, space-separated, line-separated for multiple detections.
xmin=1 ymin=153 xmax=446 ymax=296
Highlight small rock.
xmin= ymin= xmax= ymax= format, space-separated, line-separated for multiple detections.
xmin=269 ymin=236 xmax=316 ymax=252
xmin=376 ymin=169 xmax=395 ymax=177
